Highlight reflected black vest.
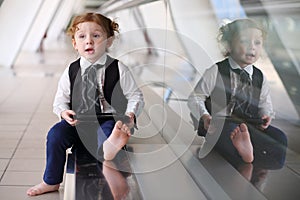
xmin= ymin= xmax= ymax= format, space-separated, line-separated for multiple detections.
xmin=68 ymin=56 xmax=128 ymax=115
xmin=206 ymin=58 xmax=263 ymax=118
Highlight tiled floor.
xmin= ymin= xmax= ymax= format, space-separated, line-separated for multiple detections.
xmin=0 ymin=44 xmax=74 ymax=199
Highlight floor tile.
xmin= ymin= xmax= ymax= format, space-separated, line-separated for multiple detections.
xmin=0 ymin=125 xmax=27 ymax=132
xmin=0 ymin=171 xmax=43 ymax=186
xmin=17 ymin=140 xmax=46 ymax=149
xmin=0 ymin=149 xmax=15 ymax=159
xmin=13 ymin=148 xmax=45 ymax=159
xmin=0 ymin=186 xmax=64 ymax=200
xmin=0 ymin=159 xmax=9 ymax=171
xmin=6 ymin=158 xmax=45 ymax=171
xmin=0 ymin=139 xmax=19 ymax=149
xmin=21 ymin=133 xmax=47 ymax=141
xmin=0 ymin=131 xmax=23 ymax=139
xmin=0 ymin=113 xmax=31 ymax=126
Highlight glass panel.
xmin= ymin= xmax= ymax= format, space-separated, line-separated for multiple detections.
xmin=100 ymin=0 xmax=300 ymax=199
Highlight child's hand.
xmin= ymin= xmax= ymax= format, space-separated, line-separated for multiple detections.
xmin=201 ymin=114 xmax=212 ymax=130
xmin=125 ymin=112 xmax=135 ymax=129
xmin=260 ymin=115 xmax=271 ymax=130
xmin=61 ymin=110 xmax=78 ymax=126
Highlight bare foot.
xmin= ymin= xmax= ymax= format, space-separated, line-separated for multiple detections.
xmin=103 ymin=121 xmax=131 ymax=160
xmin=26 ymin=182 xmax=60 ymax=196
xmin=103 ymin=160 xmax=130 ymax=200
xmin=230 ymin=123 xmax=254 ymax=163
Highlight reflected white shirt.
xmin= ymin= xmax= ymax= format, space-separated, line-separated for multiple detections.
xmin=187 ymin=56 xmax=274 ymax=120
xmin=53 ymin=53 xmax=144 ymax=118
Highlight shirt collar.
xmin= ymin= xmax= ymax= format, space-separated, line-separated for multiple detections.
xmin=80 ymin=53 xmax=107 ymax=72
xmin=228 ymin=56 xmax=253 ymax=77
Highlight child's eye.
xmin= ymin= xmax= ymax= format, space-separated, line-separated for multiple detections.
xmin=93 ymin=34 xmax=101 ymax=38
xmin=78 ymin=34 xmax=85 ymax=39
xmin=254 ymin=40 xmax=262 ymax=46
xmin=240 ymin=39 xmax=250 ymax=45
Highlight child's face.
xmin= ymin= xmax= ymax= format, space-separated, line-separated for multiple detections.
xmin=72 ymin=22 xmax=112 ymax=63
xmin=228 ymin=28 xmax=263 ymax=68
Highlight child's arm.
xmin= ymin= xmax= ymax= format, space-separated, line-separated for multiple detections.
xmin=258 ymin=74 xmax=274 ymax=129
xmin=187 ymin=64 xmax=218 ymax=123
xmin=53 ymin=67 xmax=72 ymax=120
xmin=118 ymin=62 xmax=144 ymax=121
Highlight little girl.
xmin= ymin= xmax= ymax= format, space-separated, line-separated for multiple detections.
xmin=27 ymin=12 xmax=144 ymax=196
xmin=188 ymin=18 xmax=287 ymax=164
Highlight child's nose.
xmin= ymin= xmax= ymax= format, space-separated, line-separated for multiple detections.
xmin=249 ymin=41 xmax=255 ymax=49
xmin=86 ymin=36 xmax=94 ymax=44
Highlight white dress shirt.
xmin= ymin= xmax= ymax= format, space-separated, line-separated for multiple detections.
xmin=187 ymin=56 xmax=274 ymax=120
xmin=53 ymin=53 xmax=144 ymax=118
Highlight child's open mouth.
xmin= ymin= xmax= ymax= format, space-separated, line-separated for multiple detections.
xmin=85 ymin=48 xmax=94 ymax=54
xmin=246 ymin=53 xmax=255 ymax=58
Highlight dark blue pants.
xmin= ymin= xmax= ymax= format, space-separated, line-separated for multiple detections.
xmin=43 ymin=119 xmax=115 ymax=185
xmin=215 ymin=121 xmax=287 ymax=167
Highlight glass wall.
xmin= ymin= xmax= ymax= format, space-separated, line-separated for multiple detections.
xmin=97 ymin=0 xmax=300 ymax=198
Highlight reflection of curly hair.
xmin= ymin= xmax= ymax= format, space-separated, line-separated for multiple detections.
xmin=217 ymin=18 xmax=267 ymax=57
xmin=67 ymin=12 xmax=119 ymax=39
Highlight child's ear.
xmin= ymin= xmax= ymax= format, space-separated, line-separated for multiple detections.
xmin=72 ymin=39 xmax=77 ymax=50
xmin=224 ymin=42 xmax=231 ymax=54
xmin=106 ymin=36 xmax=114 ymax=48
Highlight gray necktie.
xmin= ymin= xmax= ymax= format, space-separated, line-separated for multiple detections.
xmin=232 ymin=69 xmax=253 ymax=118
xmin=80 ymin=64 xmax=103 ymax=114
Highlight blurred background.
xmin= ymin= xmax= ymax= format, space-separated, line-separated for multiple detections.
xmin=1 ymin=0 xmax=299 ymax=121
xmin=0 ymin=0 xmax=299 ymax=199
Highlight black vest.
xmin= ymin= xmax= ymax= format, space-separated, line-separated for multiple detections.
xmin=68 ymin=56 xmax=128 ymax=115
xmin=206 ymin=58 xmax=263 ymax=118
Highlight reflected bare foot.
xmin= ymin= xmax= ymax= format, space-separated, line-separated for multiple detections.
xmin=103 ymin=160 xmax=130 ymax=200
xmin=103 ymin=121 xmax=131 ymax=160
xmin=237 ymin=163 xmax=253 ymax=181
xmin=26 ymin=182 xmax=60 ymax=196
xmin=230 ymin=123 xmax=254 ymax=163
